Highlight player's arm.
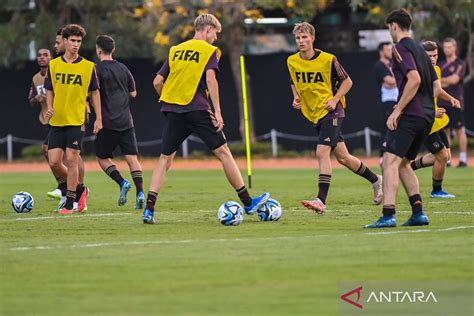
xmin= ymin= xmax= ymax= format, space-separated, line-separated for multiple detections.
xmin=433 ymin=79 xmax=461 ymax=108
xmin=382 ymin=75 xmax=396 ymax=88
xmin=128 ymin=70 xmax=137 ymax=98
xmin=441 ymin=63 xmax=465 ymax=87
xmin=206 ymin=68 xmax=224 ymax=132
xmin=290 ymin=84 xmax=301 ymax=109
xmin=325 ymin=58 xmax=352 ymax=111
xmin=153 ymin=74 xmax=165 ymax=96
xmin=44 ymin=67 xmax=54 ymax=119
xmin=387 ymin=69 xmax=420 ymax=130
xmin=28 ymin=82 xmax=39 ymax=107
xmin=90 ymin=89 xmax=102 ymax=134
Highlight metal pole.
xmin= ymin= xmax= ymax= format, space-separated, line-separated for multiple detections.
xmin=270 ymin=129 xmax=278 ymax=157
xmin=7 ymin=134 xmax=13 ymax=162
xmin=182 ymin=138 xmax=189 ymax=159
xmin=364 ymin=127 xmax=371 ymax=157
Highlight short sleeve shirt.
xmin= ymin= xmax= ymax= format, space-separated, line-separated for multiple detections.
xmin=438 ymin=57 xmax=466 ymax=107
xmin=44 ymin=56 xmax=99 ymax=92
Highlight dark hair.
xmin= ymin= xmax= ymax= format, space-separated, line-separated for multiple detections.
xmin=96 ymin=35 xmax=115 ymax=54
xmin=62 ymin=24 xmax=86 ymax=39
xmin=377 ymin=42 xmax=391 ymax=52
xmin=385 ymin=9 xmax=412 ymax=30
xmin=56 ymin=27 xmax=64 ymax=36
xmin=422 ymin=41 xmax=438 ymax=52
xmin=37 ymin=48 xmax=52 ymax=55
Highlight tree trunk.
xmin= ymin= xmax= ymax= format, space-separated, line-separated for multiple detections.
xmin=463 ymin=19 xmax=473 ymax=84
xmin=226 ymin=24 xmax=256 ymax=142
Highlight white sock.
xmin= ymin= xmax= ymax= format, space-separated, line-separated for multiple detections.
xmin=460 ymin=152 xmax=467 ymax=163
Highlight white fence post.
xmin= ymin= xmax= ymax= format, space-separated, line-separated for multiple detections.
xmin=7 ymin=134 xmax=13 ymax=162
xmin=270 ymin=129 xmax=278 ymax=157
xmin=182 ymin=138 xmax=189 ymax=159
xmin=364 ymin=127 xmax=371 ymax=157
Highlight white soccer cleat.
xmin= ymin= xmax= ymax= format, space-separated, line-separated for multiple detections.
xmin=372 ymin=175 xmax=383 ymax=205
xmin=301 ymin=198 xmax=326 ymax=215
xmin=47 ymin=188 xmax=62 ymax=200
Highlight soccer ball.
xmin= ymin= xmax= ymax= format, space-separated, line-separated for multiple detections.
xmin=217 ymin=201 xmax=244 ymax=226
xmin=257 ymin=198 xmax=282 ymax=221
xmin=11 ymin=192 xmax=34 ymax=213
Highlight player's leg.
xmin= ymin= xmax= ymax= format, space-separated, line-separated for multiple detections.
xmin=333 ymin=141 xmax=382 ymax=205
xmin=47 ymin=127 xmax=69 ymax=210
xmin=431 ymin=129 xmax=454 ymax=198
xmin=142 ymin=112 xmax=189 ymax=224
xmin=120 ymin=128 xmax=145 ymax=209
xmin=43 ymin=128 xmax=62 ymax=199
xmin=456 ymin=127 xmax=468 ymax=167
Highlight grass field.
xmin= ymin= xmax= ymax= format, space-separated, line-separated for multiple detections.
xmin=1 ymin=167 xmax=473 ymax=315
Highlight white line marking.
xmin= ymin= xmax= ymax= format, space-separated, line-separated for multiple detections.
xmin=9 ymin=226 xmax=473 ymax=251
xmin=1 ymin=212 xmax=133 ymax=222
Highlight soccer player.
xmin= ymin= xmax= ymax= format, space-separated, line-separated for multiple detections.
xmin=94 ymin=35 xmax=144 ymax=209
xmin=365 ymin=9 xmax=442 ymax=228
xmin=44 ymin=24 xmax=102 ymax=214
xmin=141 ymin=13 xmax=269 ymax=224
xmin=287 ymin=22 xmax=383 ymax=214
xmin=439 ymin=38 xmax=468 ymax=167
xmin=374 ymin=42 xmax=398 ymax=161
xmin=28 ymin=48 xmax=63 ymax=199
xmin=411 ymin=41 xmax=461 ymax=198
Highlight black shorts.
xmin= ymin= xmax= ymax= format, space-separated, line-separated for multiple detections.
xmin=444 ymin=106 xmax=465 ymax=129
xmin=48 ymin=126 xmax=84 ymax=151
xmin=424 ymin=129 xmax=449 ymax=154
xmin=161 ymin=111 xmax=226 ymax=156
xmin=314 ymin=117 xmax=344 ymax=147
xmin=95 ymin=127 xmax=139 ymax=159
xmin=42 ymin=124 xmax=51 ymax=146
xmin=383 ymin=115 xmax=430 ymax=160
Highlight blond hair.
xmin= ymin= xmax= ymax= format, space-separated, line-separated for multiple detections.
xmin=292 ymin=22 xmax=315 ymax=37
xmin=194 ymin=13 xmax=221 ymax=32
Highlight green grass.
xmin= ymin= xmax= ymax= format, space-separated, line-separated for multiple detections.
xmin=0 ymin=167 xmax=473 ymax=315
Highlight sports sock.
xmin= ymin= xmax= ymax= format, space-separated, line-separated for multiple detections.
xmin=105 ymin=165 xmax=125 ymax=186
xmin=55 ymin=176 xmax=62 ymax=189
xmin=410 ymin=157 xmax=425 ymax=170
xmin=65 ymin=190 xmax=76 ymax=210
xmin=75 ymin=183 xmax=85 ymax=202
xmin=58 ymin=180 xmax=67 ymax=196
xmin=146 ymin=191 xmax=157 ymax=211
xmin=131 ymin=170 xmax=144 ymax=194
xmin=460 ymin=152 xmax=467 ymax=163
xmin=354 ymin=162 xmax=379 ymax=183
xmin=409 ymin=194 xmax=423 ymax=215
xmin=382 ymin=205 xmax=396 ymax=216
xmin=432 ymin=178 xmax=443 ymax=192
xmin=317 ymin=174 xmax=331 ymax=204
xmin=236 ymin=186 xmax=252 ymax=207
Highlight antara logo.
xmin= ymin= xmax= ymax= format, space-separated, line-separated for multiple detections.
xmin=295 ymin=71 xmax=324 ymax=83
xmin=172 ymin=50 xmax=200 ymax=63
xmin=55 ymin=73 xmax=83 ymax=86
xmin=340 ymin=286 xmax=364 ymax=309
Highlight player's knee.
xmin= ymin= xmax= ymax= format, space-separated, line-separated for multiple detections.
xmin=335 ymin=154 xmax=348 ymax=166
xmin=42 ymin=145 xmax=48 ymax=159
xmin=213 ymin=144 xmax=231 ymax=160
xmin=437 ymin=149 xmax=449 ymax=164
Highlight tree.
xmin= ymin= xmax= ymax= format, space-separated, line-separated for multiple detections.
xmin=140 ymin=0 xmax=329 ymax=141
xmin=351 ymin=0 xmax=474 ymax=83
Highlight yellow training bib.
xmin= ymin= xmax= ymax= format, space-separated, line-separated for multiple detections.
xmin=287 ymin=50 xmax=346 ymax=125
xmin=160 ymin=39 xmax=220 ymax=105
xmin=48 ymin=56 xmax=94 ymax=127
xmin=430 ymin=65 xmax=449 ymax=134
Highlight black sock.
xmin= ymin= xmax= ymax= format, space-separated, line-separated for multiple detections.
xmin=55 ymin=176 xmax=62 ymax=189
xmin=383 ymin=205 xmax=396 ymax=216
xmin=75 ymin=184 xmax=85 ymax=202
xmin=317 ymin=174 xmax=331 ymax=204
xmin=131 ymin=170 xmax=144 ymax=194
xmin=236 ymin=186 xmax=252 ymax=207
xmin=65 ymin=190 xmax=76 ymax=210
xmin=411 ymin=157 xmax=424 ymax=170
xmin=409 ymin=194 xmax=423 ymax=215
xmin=58 ymin=180 xmax=67 ymax=196
xmin=105 ymin=165 xmax=124 ymax=186
xmin=432 ymin=178 xmax=442 ymax=192
xmin=146 ymin=191 xmax=157 ymax=211
xmin=355 ymin=162 xmax=379 ymax=184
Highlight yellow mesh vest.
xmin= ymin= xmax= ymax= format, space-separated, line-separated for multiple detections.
xmin=430 ymin=65 xmax=449 ymax=134
xmin=48 ymin=57 xmax=93 ymax=127
xmin=160 ymin=39 xmax=220 ymax=105
xmin=287 ymin=50 xmax=346 ymax=125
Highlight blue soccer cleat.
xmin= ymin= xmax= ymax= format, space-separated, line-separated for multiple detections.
xmin=430 ymin=190 xmax=455 ymax=198
xmin=135 ymin=191 xmax=145 ymax=210
xmin=118 ymin=180 xmax=132 ymax=206
xmin=401 ymin=212 xmax=429 ymax=226
xmin=244 ymin=192 xmax=270 ymax=214
xmin=141 ymin=208 xmax=155 ymax=224
xmin=364 ymin=215 xmax=397 ymax=228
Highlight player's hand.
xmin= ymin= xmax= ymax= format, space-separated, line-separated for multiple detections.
xmin=212 ymin=111 xmax=224 ymax=132
xmin=450 ymin=98 xmax=461 ymax=109
xmin=93 ymin=119 xmax=102 ymax=134
xmin=435 ymin=107 xmax=446 ymax=118
xmin=45 ymin=107 xmax=54 ymax=119
xmin=323 ymin=98 xmax=337 ymax=111
xmin=35 ymin=94 xmax=46 ymax=103
xmin=292 ymin=97 xmax=301 ymax=110
xmin=387 ymin=107 xmax=401 ymax=131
